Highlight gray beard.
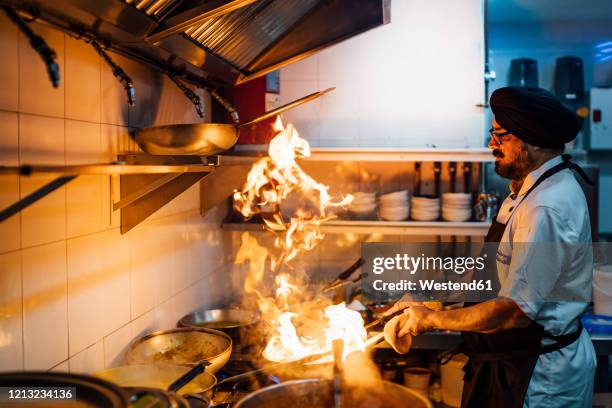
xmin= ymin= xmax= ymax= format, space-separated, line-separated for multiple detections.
xmin=494 ymin=144 xmax=533 ymax=180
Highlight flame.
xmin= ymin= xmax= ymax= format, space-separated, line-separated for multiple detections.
xmin=233 ymin=116 xmax=364 ymax=363
xmin=263 ymin=302 xmax=367 ymax=363
xmin=233 ymin=117 xmax=352 ymax=264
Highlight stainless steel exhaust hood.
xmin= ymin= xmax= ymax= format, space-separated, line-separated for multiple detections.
xmin=9 ymin=0 xmax=391 ymax=85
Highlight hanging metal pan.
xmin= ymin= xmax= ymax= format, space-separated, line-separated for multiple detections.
xmin=134 ymin=87 xmax=335 ymax=156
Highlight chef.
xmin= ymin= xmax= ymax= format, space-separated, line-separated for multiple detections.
xmin=385 ymin=86 xmax=596 ymax=408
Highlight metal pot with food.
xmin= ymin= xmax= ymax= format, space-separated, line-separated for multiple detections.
xmin=124 ymin=328 xmax=232 ymax=373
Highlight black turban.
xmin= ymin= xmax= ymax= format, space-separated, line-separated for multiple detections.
xmin=490 ymin=86 xmax=580 ymax=149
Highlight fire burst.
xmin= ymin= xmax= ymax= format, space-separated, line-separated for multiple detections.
xmin=233 ymin=117 xmax=366 ymax=363
xmin=233 ymin=116 xmax=352 ymax=264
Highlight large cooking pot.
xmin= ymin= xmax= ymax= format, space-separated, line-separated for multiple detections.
xmin=134 ymin=88 xmax=334 ymax=156
xmin=178 ymin=308 xmax=259 ymax=343
xmin=0 ymin=371 xmax=128 ymax=407
xmin=234 ymin=378 xmax=433 ymax=408
xmin=125 ymin=328 xmax=232 ymax=373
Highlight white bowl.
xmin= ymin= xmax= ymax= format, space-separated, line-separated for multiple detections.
xmin=381 ymin=213 xmax=409 ymax=221
xmin=350 ymin=203 xmax=377 ymax=213
xmin=380 ymin=196 xmax=409 ymax=205
xmin=411 ymin=213 xmax=439 ymax=221
xmin=410 ymin=207 xmax=440 ymax=214
xmin=442 ymin=193 xmax=471 ymax=200
xmin=352 ymin=192 xmax=377 ymax=200
xmin=442 ymin=213 xmax=471 ymax=222
xmin=412 ymin=196 xmax=440 ymax=203
xmin=380 ymin=190 xmax=409 ymax=200
xmin=352 ymin=199 xmax=377 ymax=206
xmin=442 ymin=209 xmax=471 ymax=222
xmin=380 ymin=204 xmax=410 ymax=211
xmin=410 ymin=204 xmax=440 ymax=212
xmin=442 ymin=202 xmax=472 ymax=210
xmin=411 ymin=208 xmax=440 ymax=221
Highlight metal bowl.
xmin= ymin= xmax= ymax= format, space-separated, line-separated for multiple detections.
xmin=234 ymin=378 xmax=433 ymax=408
xmin=125 ymin=328 xmax=232 ymax=373
xmin=178 ymin=308 xmax=259 ymax=342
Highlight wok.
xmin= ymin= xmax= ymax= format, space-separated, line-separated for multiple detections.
xmin=233 ymin=378 xmax=433 ymax=408
xmin=134 ymin=88 xmax=335 ymax=156
xmin=125 ymin=328 xmax=232 ymax=373
xmin=177 ymin=308 xmax=259 ymax=342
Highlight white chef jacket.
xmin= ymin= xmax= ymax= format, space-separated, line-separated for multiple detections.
xmin=495 ymin=155 xmax=596 ymax=408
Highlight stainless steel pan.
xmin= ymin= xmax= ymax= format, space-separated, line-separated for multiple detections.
xmin=134 ymin=88 xmax=335 ymax=156
xmin=124 ymin=328 xmax=232 ymax=374
xmin=177 ymin=308 xmax=259 ymax=342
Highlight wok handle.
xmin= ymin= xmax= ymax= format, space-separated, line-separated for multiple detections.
xmin=167 ymin=361 xmax=209 ymax=393
xmin=239 ymin=87 xmax=335 ymax=127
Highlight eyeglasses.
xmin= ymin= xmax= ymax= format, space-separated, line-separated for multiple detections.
xmin=488 ymin=128 xmax=511 ymax=145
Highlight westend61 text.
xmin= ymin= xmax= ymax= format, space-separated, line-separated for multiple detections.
xmin=373 ymin=279 xmax=494 ymax=292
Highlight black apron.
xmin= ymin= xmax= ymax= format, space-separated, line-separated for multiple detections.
xmin=456 ymin=154 xmax=594 ymax=408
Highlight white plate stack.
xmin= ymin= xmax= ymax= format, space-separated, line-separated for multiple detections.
xmin=442 ymin=193 xmax=472 ymax=222
xmin=379 ymin=190 xmax=410 ymax=221
xmin=349 ymin=192 xmax=377 ymax=219
xmin=410 ymin=196 xmax=440 ymax=221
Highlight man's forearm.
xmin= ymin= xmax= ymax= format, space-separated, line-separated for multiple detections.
xmin=423 ymin=297 xmax=531 ymax=333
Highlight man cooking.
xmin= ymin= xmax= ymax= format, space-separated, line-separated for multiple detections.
xmin=385 ymin=86 xmax=596 ymax=408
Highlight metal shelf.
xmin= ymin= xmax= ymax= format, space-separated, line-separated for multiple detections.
xmin=227 ymin=147 xmax=496 ymax=163
xmin=222 ymin=220 xmax=492 ymax=236
xmin=0 ymin=155 xmax=219 ymax=234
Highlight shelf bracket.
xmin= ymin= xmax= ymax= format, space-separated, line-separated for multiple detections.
xmin=117 ymin=154 xmax=217 ymax=234
xmin=119 ymin=171 xmax=212 ymax=233
xmin=113 ymin=173 xmax=182 ymax=211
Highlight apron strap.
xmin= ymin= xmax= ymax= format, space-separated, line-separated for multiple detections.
xmin=500 ymin=154 xmax=594 ymax=229
xmin=561 ymin=154 xmax=595 ymax=185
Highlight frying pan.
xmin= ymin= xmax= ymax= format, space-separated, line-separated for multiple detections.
xmin=177 ymin=308 xmax=259 ymax=343
xmin=124 ymin=328 xmax=232 ymax=374
xmin=134 ymin=88 xmax=335 ymax=156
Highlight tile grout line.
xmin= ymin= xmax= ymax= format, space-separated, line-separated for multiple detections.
xmin=0 ymin=108 xmax=130 ymax=128
xmin=0 ymin=206 xmax=203 ymax=256
xmin=17 ymin=21 xmax=25 ymax=371
xmin=63 ymin=30 xmax=71 ymax=372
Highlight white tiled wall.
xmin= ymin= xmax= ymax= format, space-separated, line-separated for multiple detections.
xmin=279 ymin=0 xmax=486 ymax=148
xmin=0 ymin=16 xmax=232 ymax=373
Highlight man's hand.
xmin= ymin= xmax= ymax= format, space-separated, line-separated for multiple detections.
xmin=383 ymin=301 xmax=418 ymax=317
xmin=384 ymin=300 xmax=443 ymax=317
xmin=397 ymin=305 xmax=434 ymax=337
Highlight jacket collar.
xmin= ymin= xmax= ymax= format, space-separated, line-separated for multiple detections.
xmin=513 ymin=155 xmax=563 ymax=198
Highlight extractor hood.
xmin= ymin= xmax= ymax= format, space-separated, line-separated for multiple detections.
xmin=6 ymin=0 xmax=391 ymax=86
